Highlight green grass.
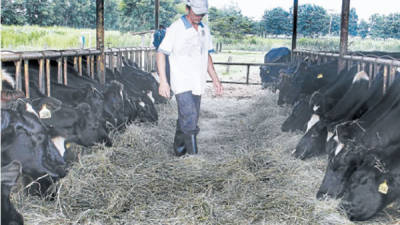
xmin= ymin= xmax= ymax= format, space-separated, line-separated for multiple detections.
xmin=1 ymin=25 xmax=150 ymax=51
xmin=2 ymin=25 xmax=400 ymax=53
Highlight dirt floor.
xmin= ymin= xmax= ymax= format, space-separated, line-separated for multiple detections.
xmin=13 ymin=83 xmax=400 ymax=225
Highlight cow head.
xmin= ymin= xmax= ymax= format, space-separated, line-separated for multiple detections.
xmin=133 ymin=95 xmax=158 ymax=122
xmin=281 ymin=95 xmax=312 ymax=132
xmin=74 ymin=103 xmax=112 ymax=147
xmin=293 ymin=119 xmax=327 ymax=160
xmin=317 ymin=143 xmax=364 ymax=199
xmin=103 ymin=80 xmax=127 ymax=127
xmin=340 ymin=151 xmax=400 ymax=221
xmin=1 ymin=99 xmax=67 ymax=179
xmin=1 ymin=161 xmax=24 ymax=225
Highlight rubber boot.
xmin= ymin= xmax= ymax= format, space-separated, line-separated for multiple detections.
xmin=184 ymin=134 xmax=198 ymax=155
xmin=173 ymin=121 xmax=186 ymax=156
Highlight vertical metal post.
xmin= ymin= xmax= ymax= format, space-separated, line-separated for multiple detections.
xmin=14 ymin=60 xmax=22 ymax=91
xmin=338 ymin=0 xmax=350 ymax=73
xmin=383 ymin=65 xmax=388 ymax=94
xmin=291 ymin=0 xmax=298 ymax=52
xmin=24 ymin=60 xmax=29 ymax=97
xmin=91 ymin=55 xmax=95 ymax=79
xmin=86 ymin=55 xmax=91 ymax=76
xmin=63 ymin=57 xmax=68 ymax=85
xmin=246 ymin=65 xmax=250 ymax=85
xmin=57 ymin=58 xmax=62 ymax=83
xmin=97 ymin=0 xmax=105 ymax=84
xmin=78 ymin=56 xmax=83 ymax=76
xmin=39 ymin=59 xmax=45 ymax=94
xmin=155 ymin=0 xmax=160 ymax=30
xmin=46 ymin=59 xmax=51 ymax=96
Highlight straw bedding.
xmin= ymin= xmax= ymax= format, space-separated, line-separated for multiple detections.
xmin=11 ymin=84 xmax=400 ymax=224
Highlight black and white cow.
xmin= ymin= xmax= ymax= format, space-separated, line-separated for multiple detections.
xmin=1 ymin=99 xmax=68 ymax=179
xmin=317 ymin=74 xmax=400 ymax=199
xmin=340 ymin=144 xmax=400 ymax=221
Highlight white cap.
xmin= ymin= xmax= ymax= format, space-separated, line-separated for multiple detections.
xmin=186 ymin=0 xmax=208 ymax=15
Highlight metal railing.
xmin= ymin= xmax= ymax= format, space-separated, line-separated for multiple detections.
xmin=292 ymin=50 xmax=400 ymax=93
xmin=1 ymin=47 xmax=156 ymax=97
xmin=212 ymin=62 xmax=288 ymax=85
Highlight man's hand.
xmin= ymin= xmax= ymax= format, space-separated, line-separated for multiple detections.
xmin=213 ymin=80 xmax=223 ymax=96
xmin=159 ymin=81 xmax=171 ymax=99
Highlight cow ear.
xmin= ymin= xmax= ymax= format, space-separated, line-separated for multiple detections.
xmin=1 ymin=161 xmax=22 ymax=187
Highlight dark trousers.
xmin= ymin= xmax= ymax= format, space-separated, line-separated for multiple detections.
xmin=175 ymin=91 xmax=201 ymax=135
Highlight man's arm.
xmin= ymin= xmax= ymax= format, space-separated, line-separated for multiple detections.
xmin=207 ymin=54 xmax=223 ymax=96
xmin=156 ymin=51 xmax=171 ymax=98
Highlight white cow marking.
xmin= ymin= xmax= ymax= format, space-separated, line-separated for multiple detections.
xmin=327 ymin=131 xmax=334 ymax=141
xmin=139 ymin=101 xmax=145 ymax=107
xmin=352 ymin=71 xmax=369 ymax=83
xmin=313 ymin=105 xmax=320 ymax=112
xmin=39 ymin=104 xmax=52 ymax=119
xmin=334 ymin=142 xmax=344 ymax=156
xmin=1 ymin=69 xmax=15 ymax=88
xmin=306 ymin=114 xmax=320 ymax=133
xmin=147 ymin=91 xmax=155 ymax=104
xmin=26 ymin=103 xmax=39 ymax=118
xmin=51 ymin=136 xmax=66 ymax=157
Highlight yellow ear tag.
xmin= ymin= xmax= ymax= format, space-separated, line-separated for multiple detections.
xmin=317 ymin=73 xmax=323 ymax=79
xmin=39 ymin=104 xmax=51 ymax=119
xmin=378 ymin=180 xmax=389 ymax=194
xmin=65 ymin=143 xmax=71 ymax=149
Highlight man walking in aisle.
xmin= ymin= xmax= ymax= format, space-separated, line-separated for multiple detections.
xmin=156 ymin=0 xmax=223 ymax=156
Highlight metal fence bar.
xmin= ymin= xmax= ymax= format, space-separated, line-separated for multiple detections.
xmin=14 ymin=60 xmax=22 ymax=91
xmin=46 ymin=58 xmax=51 ymax=96
xmin=24 ymin=60 xmax=29 ymax=97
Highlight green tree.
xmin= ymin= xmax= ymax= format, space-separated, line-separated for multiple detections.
xmin=119 ymin=0 xmax=178 ymax=32
xmin=358 ymin=19 xmax=369 ymax=38
xmin=369 ymin=14 xmax=386 ymax=38
xmin=349 ymin=8 xmax=358 ymax=36
xmin=208 ymin=6 xmax=254 ymax=40
xmin=385 ymin=13 xmax=400 ymax=39
xmin=328 ymin=13 xmax=341 ymax=36
xmin=1 ymin=0 xmax=27 ymax=25
xmin=24 ymin=0 xmax=54 ymax=26
xmin=261 ymin=7 xmax=290 ymax=36
xmin=296 ymin=4 xmax=330 ymax=37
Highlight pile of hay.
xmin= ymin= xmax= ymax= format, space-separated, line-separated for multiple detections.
xmin=12 ymin=84 xmax=399 ymax=224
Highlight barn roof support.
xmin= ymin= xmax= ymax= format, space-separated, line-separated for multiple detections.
xmin=339 ymin=0 xmax=350 ymax=73
xmin=96 ymin=0 xmax=105 ymax=84
xmin=291 ymin=0 xmax=298 ymax=51
xmin=155 ymin=0 xmax=160 ymax=29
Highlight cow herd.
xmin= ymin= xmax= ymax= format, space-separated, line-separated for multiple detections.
xmin=1 ymin=57 xmax=165 ymax=225
xmin=2 ymin=49 xmax=400 ymax=223
xmin=269 ymin=50 xmax=400 ymax=221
